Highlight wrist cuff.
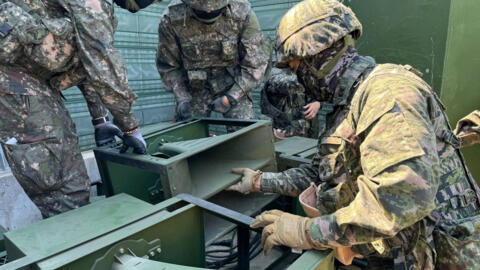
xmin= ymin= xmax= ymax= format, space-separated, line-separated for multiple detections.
xmin=124 ymin=126 xmax=139 ymax=135
xmin=260 ymin=172 xmax=278 ymax=193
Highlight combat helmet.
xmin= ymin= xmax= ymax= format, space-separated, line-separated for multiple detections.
xmin=182 ymin=0 xmax=229 ymax=12
xmin=275 ymin=0 xmax=362 ymax=66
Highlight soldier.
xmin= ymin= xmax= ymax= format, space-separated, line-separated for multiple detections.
xmin=260 ymin=67 xmax=316 ymax=139
xmin=0 ymin=0 xmax=154 ymax=218
xmin=156 ymin=0 xmax=271 ymax=127
xmin=228 ymin=0 xmax=480 ymax=269
xmin=455 ymin=110 xmax=480 ymax=147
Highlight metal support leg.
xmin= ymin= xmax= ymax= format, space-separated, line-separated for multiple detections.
xmin=237 ymin=226 xmax=250 ymax=270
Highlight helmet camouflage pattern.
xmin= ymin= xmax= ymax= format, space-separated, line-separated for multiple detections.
xmin=275 ymin=0 xmax=362 ymax=65
xmin=182 ymin=0 xmax=229 ymax=12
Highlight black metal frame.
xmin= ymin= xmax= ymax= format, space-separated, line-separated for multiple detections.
xmin=176 ymin=193 xmax=260 ymax=270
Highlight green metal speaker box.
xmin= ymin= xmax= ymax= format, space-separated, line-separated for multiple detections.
xmin=94 ymin=118 xmax=277 ymax=203
xmin=1 ymin=194 xmax=205 ymax=270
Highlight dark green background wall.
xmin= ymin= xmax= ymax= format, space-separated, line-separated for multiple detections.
xmin=440 ymin=0 xmax=480 ymax=182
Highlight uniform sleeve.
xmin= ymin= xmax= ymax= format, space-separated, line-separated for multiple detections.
xmin=62 ymin=0 xmax=139 ymax=131
xmin=78 ymin=83 xmax=108 ymax=119
xmin=261 ymin=150 xmax=323 ymax=197
xmin=226 ymin=10 xmax=272 ymax=101
xmin=156 ymin=16 xmax=191 ymax=103
xmin=79 ymin=82 xmax=138 ymax=131
xmin=308 ymin=86 xmax=440 ymax=248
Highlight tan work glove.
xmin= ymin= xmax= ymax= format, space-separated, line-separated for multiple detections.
xmin=227 ymin=168 xmax=262 ymax=194
xmin=455 ymin=110 xmax=480 ymax=148
xmin=250 ymin=210 xmax=318 ymax=254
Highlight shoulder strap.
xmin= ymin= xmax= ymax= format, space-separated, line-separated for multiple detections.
xmin=333 ymin=56 xmax=376 ymax=106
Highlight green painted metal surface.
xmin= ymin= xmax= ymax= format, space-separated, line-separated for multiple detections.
xmin=3 ymin=195 xmax=205 ymax=270
xmin=440 ymin=0 xmax=480 ymax=182
xmin=349 ymin=0 xmax=451 ymax=93
xmin=286 ymin=250 xmax=332 ymax=270
xmin=95 ymin=119 xmax=277 ymax=202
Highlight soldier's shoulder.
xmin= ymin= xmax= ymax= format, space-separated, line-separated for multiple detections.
xmin=228 ymin=0 xmax=252 ymax=20
xmin=162 ymin=0 xmax=187 ymax=21
xmin=359 ymin=63 xmax=431 ymax=98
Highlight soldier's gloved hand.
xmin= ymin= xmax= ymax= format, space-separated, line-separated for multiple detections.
xmin=455 ymin=110 xmax=480 ymax=148
xmin=177 ymin=101 xmax=192 ymax=121
xmin=94 ymin=122 xmax=123 ymax=147
xmin=209 ymin=95 xmax=237 ymax=114
xmin=120 ymin=128 xmax=147 ymax=154
xmin=250 ymin=210 xmax=318 ymax=255
xmin=227 ymin=168 xmax=262 ymax=194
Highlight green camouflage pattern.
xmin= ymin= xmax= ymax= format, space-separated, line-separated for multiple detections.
xmin=182 ymin=0 xmax=228 ymax=12
xmin=0 ymin=66 xmax=90 ymax=218
xmin=0 ymin=0 xmax=142 ymax=217
xmin=57 ymin=0 xmax=139 ymax=131
xmin=260 ymin=67 xmax=315 ymax=138
xmin=262 ymin=64 xmax=480 ymax=269
xmin=156 ymin=0 xmax=271 ymax=121
xmin=261 ymin=51 xmax=373 ymax=139
xmin=275 ymin=0 xmax=362 ymax=65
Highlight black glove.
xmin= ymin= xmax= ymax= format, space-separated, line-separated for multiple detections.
xmin=120 ymin=129 xmax=147 ymax=154
xmin=94 ymin=122 xmax=123 ymax=147
xmin=177 ymin=101 xmax=192 ymax=121
xmin=209 ymin=95 xmax=236 ymax=114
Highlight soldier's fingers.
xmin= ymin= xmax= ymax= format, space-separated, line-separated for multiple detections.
xmin=251 ymin=212 xmax=281 ymax=228
xmin=303 ymin=105 xmax=312 ymax=113
xmin=231 ymin=168 xmax=246 ymax=175
xmin=225 ymin=182 xmax=241 ymax=191
xmin=261 ymin=224 xmax=275 ymax=247
xmin=263 ymin=234 xmax=278 ymax=255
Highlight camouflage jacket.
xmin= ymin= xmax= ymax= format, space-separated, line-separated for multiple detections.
xmin=156 ymin=0 xmax=271 ymax=103
xmin=0 ymin=0 xmax=138 ymax=131
xmin=262 ymin=64 xmax=480 ymax=267
xmin=261 ymin=50 xmax=374 ymax=138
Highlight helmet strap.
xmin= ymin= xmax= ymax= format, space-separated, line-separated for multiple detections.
xmin=304 ymin=35 xmax=355 ymax=81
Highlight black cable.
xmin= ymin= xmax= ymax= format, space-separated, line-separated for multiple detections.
xmin=205 ymin=231 xmax=262 ymax=269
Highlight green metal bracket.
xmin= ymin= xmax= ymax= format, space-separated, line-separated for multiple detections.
xmin=91 ymin=239 xmax=161 ymax=270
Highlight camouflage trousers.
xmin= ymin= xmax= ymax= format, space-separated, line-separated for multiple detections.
xmin=0 ymin=88 xmax=90 ymax=218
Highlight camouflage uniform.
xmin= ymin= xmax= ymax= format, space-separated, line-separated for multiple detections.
xmin=259 ymin=0 xmax=480 ymax=268
xmin=262 ymin=64 xmax=480 ymax=269
xmin=156 ymin=0 xmax=271 ymax=121
xmin=261 ymin=43 xmax=373 ymax=139
xmin=0 ymin=0 xmax=140 ymax=217
xmin=260 ymin=67 xmax=314 ymax=138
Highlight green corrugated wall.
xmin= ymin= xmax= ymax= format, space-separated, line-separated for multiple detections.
xmin=68 ymin=0 xmax=453 ymax=151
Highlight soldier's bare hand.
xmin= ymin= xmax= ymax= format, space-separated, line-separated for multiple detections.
xmin=303 ymin=101 xmax=321 ymax=120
